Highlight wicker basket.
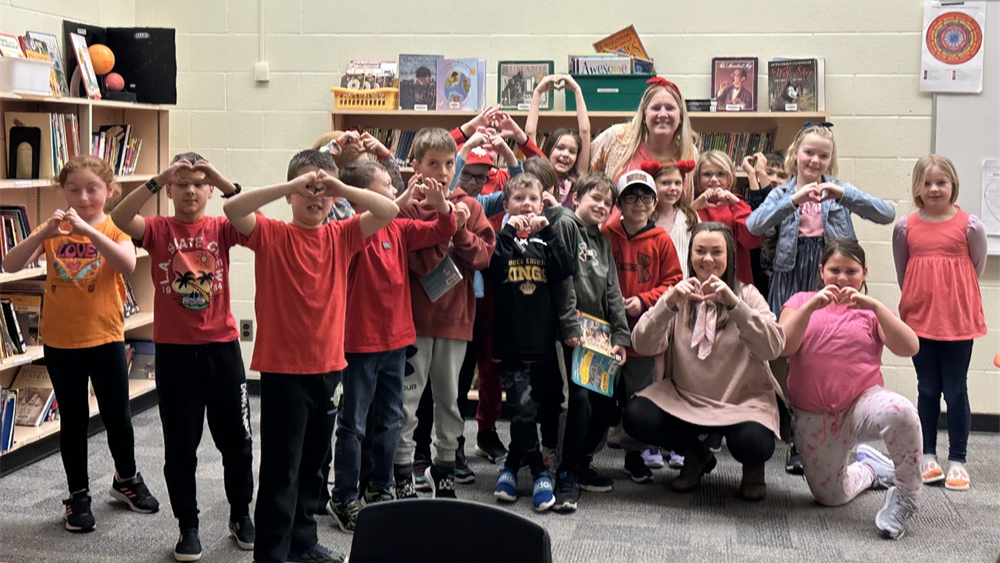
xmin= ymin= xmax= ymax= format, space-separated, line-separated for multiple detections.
xmin=330 ymin=87 xmax=399 ymax=110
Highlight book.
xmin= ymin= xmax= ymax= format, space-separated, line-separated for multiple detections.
xmin=569 ymin=53 xmax=633 ymax=75
xmin=712 ymin=57 xmax=758 ymax=112
xmin=0 ymin=292 xmax=42 ymax=346
xmin=768 ymin=58 xmax=824 ymax=112
xmin=698 ymin=131 xmax=774 ymax=169
xmin=340 ymin=60 xmax=397 ymax=90
xmin=69 ymin=33 xmax=101 ymax=99
xmin=570 ymin=312 xmax=621 ymax=397
xmin=436 ymin=58 xmax=484 ymax=111
xmin=498 ymin=61 xmax=554 ymax=111
xmin=11 ymin=364 xmax=55 ymax=427
xmin=398 ymin=54 xmax=442 ymax=111
xmin=0 ymin=33 xmax=24 ymax=57
xmin=1 ymin=299 xmax=26 ymax=354
xmin=25 ymin=31 xmax=70 ymax=96
xmin=419 ymin=254 xmax=463 ymax=302
xmin=18 ymin=36 xmax=60 ymax=98
xmin=0 ymin=389 xmax=16 ymax=452
xmin=593 ymin=25 xmax=650 ymax=60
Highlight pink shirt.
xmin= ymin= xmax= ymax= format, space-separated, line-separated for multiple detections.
xmin=797 ymin=201 xmax=824 ymax=237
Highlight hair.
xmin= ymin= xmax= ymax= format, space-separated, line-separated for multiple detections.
xmin=650 ymin=164 xmax=699 ymax=233
xmin=172 ymin=151 xmax=205 ymax=165
xmin=764 ymin=151 xmax=784 ymax=170
xmin=311 ymin=131 xmax=340 ymax=151
xmin=286 ymin=149 xmax=338 ymax=181
xmin=613 ymin=85 xmax=699 ymax=181
xmin=340 ymin=160 xmax=387 ymax=190
xmin=571 ymin=171 xmax=618 ymax=205
xmin=416 ymin=66 xmax=432 ymax=79
xmin=685 ymin=222 xmax=740 ymax=332
xmin=57 ymin=155 xmax=122 ymax=208
xmin=522 ymin=156 xmax=558 ymax=195
xmin=911 ymin=154 xmax=959 ymax=209
xmin=692 ymin=150 xmax=737 ymax=195
xmin=412 ymin=127 xmax=457 ymax=162
xmin=540 ymin=128 xmax=584 ymax=180
xmin=503 ymin=172 xmax=543 ymax=202
xmin=816 ymin=239 xmax=868 ymax=293
xmin=733 ymin=68 xmax=748 ymax=79
xmin=785 ymin=125 xmax=838 ymax=178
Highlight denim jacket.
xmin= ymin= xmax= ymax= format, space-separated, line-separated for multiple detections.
xmin=745 ymin=176 xmax=895 ymax=273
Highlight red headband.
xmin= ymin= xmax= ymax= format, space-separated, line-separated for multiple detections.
xmin=638 ymin=159 xmax=696 ymax=176
xmin=646 ymin=76 xmax=682 ymax=99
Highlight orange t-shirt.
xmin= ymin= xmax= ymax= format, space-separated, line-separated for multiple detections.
xmin=39 ymin=216 xmax=130 ymax=349
xmin=246 ymin=215 xmax=363 ymax=374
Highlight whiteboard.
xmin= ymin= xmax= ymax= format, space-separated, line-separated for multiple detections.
xmin=932 ymin=1 xmax=1000 ymax=254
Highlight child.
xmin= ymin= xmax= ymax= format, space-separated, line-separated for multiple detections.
xmin=602 ymin=169 xmax=683 ymax=482
xmin=742 ymin=151 xmax=788 ymax=298
xmin=691 ymin=150 xmax=763 ymax=285
xmin=110 ymin=153 xmax=254 ymax=560
xmin=313 ymin=129 xmax=405 ymax=221
xmin=779 ymin=239 xmax=921 ymax=539
xmin=893 ymin=155 xmax=987 ymax=491
xmin=645 ymin=160 xmax=698 ymax=276
xmin=327 ymin=161 xmax=456 ymax=533
xmin=486 ymin=173 xmax=575 ymax=511
xmin=1 ymin=155 xmax=159 ymax=533
xmin=223 ymin=150 xmax=398 ymax=563
xmin=451 ymin=107 xmax=545 ymax=196
xmin=393 ymin=128 xmax=495 ymax=499
xmin=525 ymin=74 xmax=591 ymax=206
xmin=546 ymin=172 xmax=629 ymax=512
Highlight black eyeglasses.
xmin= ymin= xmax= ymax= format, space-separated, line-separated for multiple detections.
xmin=621 ymin=194 xmax=655 ymax=205
xmin=459 ymin=170 xmax=489 ymax=186
xmin=802 ymin=121 xmax=833 ymax=130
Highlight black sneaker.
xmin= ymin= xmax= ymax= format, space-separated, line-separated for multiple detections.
xmin=623 ymin=451 xmax=653 ymax=484
xmin=426 ymin=463 xmax=457 ymax=499
xmin=228 ymin=515 xmax=254 ymax=550
xmin=110 ymin=472 xmax=160 ymax=513
xmin=393 ymin=464 xmax=418 ymax=500
xmin=579 ymin=465 xmax=614 ymax=492
xmin=287 ymin=543 xmax=346 ymax=563
xmin=785 ymin=444 xmax=804 ymax=475
xmin=455 ymin=446 xmax=476 ymax=484
xmin=475 ymin=429 xmax=508 ymax=463
xmin=174 ymin=528 xmax=202 ymax=562
xmin=553 ymin=471 xmax=580 ymax=513
xmin=413 ymin=452 xmax=432 ymax=492
xmin=361 ymin=485 xmax=394 ymax=506
xmin=326 ymin=498 xmax=361 ymax=534
xmin=62 ymin=490 xmax=96 ymax=533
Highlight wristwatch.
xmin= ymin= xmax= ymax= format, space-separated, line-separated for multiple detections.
xmin=222 ymin=183 xmax=243 ymax=199
xmin=144 ymin=177 xmax=162 ymax=194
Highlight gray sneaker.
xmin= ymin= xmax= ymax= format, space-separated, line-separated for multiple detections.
xmin=875 ymin=486 xmax=917 ymax=539
xmin=856 ymin=444 xmax=895 ymax=489
xmin=325 ymin=498 xmax=361 ymax=534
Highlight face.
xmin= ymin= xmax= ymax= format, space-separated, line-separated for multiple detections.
xmin=63 ymin=168 xmax=112 ymax=220
xmin=574 ymin=188 xmax=614 ymax=226
xmin=619 ymin=187 xmax=655 ymax=224
xmin=367 ymin=170 xmax=396 ymax=199
xmin=690 ymin=231 xmax=728 ymax=281
xmin=413 ymin=148 xmax=456 ymax=187
xmin=767 ymin=165 xmax=790 ymax=186
xmin=549 ymin=135 xmax=579 ymax=176
xmin=656 ymin=170 xmax=685 ymax=208
xmin=287 ymin=164 xmax=335 ymax=227
xmin=697 ymin=161 xmax=731 ymax=192
xmin=919 ymin=165 xmax=954 ymax=210
xmin=457 ymin=163 xmax=491 ymax=197
xmin=820 ymin=251 xmax=866 ymax=291
xmin=731 ymin=70 xmax=744 ymax=87
xmin=503 ymin=185 xmax=542 ymax=217
xmin=166 ymin=180 xmax=213 ymax=218
xmin=794 ymin=134 xmax=834 ymax=184
xmin=643 ymin=89 xmax=681 ymax=140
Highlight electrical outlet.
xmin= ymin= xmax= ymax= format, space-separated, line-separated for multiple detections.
xmin=254 ymin=61 xmax=270 ymax=82
xmin=240 ymin=319 xmax=254 ymax=341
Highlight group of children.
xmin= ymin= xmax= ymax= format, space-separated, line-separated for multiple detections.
xmin=0 ymin=74 xmax=987 ymax=562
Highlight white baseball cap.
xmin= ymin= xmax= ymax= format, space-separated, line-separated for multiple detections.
xmin=616 ymin=169 xmax=656 ymax=198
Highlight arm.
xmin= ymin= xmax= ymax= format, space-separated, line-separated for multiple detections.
xmin=871 ymin=300 xmax=920 ymax=357
xmin=604 ymin=247 xmax=632 ymax=349
xmin=730 ymin=198 xmax=764 ymax=250
xmin=476 ymin=192 xmax=505 ymax=218
xmin=746 ymin=186 xmax=796 ymax=236
xmin=563 ymin=75 xmax=592 ymax=177
xmin=835 ymin=182 xmax=896 ymax=225
xmin=967 ymin=214 xmax=988 ymax=277
xmin=325 ymin=175 xmax=400 ymax=238
xmin=0 ymin=212 xmax=63 ymax=272
xmin=401 ymin=181 xmax=457 ymax=251
xmin=631 ymin=294 xmax=679 ymax=356
xmin=484 ymin=225 xmax=515 ymax=282
xmin=110 ymin=184 xmax=153 ymax=240
xmin=539 ymin=223 xmax=577 ymax=283
xmin=223 ymin=181 xmax=304 ymax=237
xmin=777 ymin=302 xmax=815 ymax=358
xmin=524 ymin=75 xmax=556 ymax=143
xmin=730 ymin=285 xmax=785 ymax=361
xmin=450 ymin=199 xmax=496 ymax=272
xmin=891 ymin=219 xmax=909 ymax=288
xmin=63 ymin=210 xmax=136 ymax=274
xmin=637 ymin=238 xmax=683 ymax=310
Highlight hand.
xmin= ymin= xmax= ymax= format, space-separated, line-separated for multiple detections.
xmin=535 ymin=75 xmax=558 ymax=93
xmin=465 ymin=106 xmax=495 ymax=132
xmin=700 ymin=275 xmax=740 ymax=308
xmin=337 ymin=130 xmax=362 ymax=149
xmin=741 ymin=155 xmax=757 ymax=177
xmin=842 ymin=287 xmax=880 ymax=311
xmin=808 ymin=284 xmax=844 ymax=310
xmin=752 ymin=152 xmax=769 ymax=179
xmin=611 ymin=345 xmax=627 ymax=366
xmin=506 ymin=214 xmax=532 ymax=235
xmin=41 ymin=209 xmax=70 ymax=238
xmin=541 ymin=191 xmax=559 ymax=209
xmin=529 ymin=214 xmax=549 ymax=232
xmin=287 ymin=170 xmax=322 ymax=198
xmin=717 ymin=80 xmax=730 ymax=97
xmin=155 ymin=158 xmax=195 ymax=186
xmin=624 ymin=296 xmax=643 ymax=318
xmin=790 ymin=182 xmax=823 ymax=206
xmin=62 ymin=207 xmax=90 ymax=235
xmin=559 ymin=74 xmax=579 ymax=92
xmin=360 ymin=132 xmax=391 ymax=159
xmin=454 ymin=202 xmax=470 ymax=230
xmin=664 ymin=277 xmax=708 ymax=309
xmin=693 ymin=188 xmax=737 ymax=210
xmin=817 ymin=182 xmax=844 ymax=202
xmin=316 ymin=170 xmax=351 ymax=199
xmin=564 ymin=336 xmax=581 ymax=348
xmin=493 ymin=111 xmax=526 ymax=143
xmin=418 ymin=177 xmax=450 ymax=213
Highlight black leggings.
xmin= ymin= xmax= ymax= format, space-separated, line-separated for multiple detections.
xmin=558 ymin=343 xmax=617 ymax=473
xmin=623 ymin=396 xmax=775 ymax=466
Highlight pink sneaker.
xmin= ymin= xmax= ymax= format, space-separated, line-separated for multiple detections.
xmin=641 ymin=448 xmax=664 ymax=469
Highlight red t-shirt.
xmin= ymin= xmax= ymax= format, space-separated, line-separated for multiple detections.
xmin=142 ymin=216 xmax=247 ymax=344
xmin=246 ymin=216 xmax=363 ymax=374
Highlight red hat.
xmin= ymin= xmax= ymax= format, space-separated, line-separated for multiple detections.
xmin=463 ymin=145 xmax=497 ymax=168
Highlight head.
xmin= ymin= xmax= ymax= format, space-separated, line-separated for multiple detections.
xmin=686 ymin=222 xmax=740 ymax=331
xmin=615 ymin=81 xmax=699 ymax=179
xmin=522 ymin=156 xmax=558 ymax=196
xmin=341 ymin=160 xmax=394 ymax=203
xmin=540 ymin=128 xmax=583 ymax=179
xmin=163 ymin=152 xmax=215 ymax=220
xmin=416 ymin=66 xmax=432 ymax=84
xmin=616 ymin=169 xmax=657 ymax=226
xmin=412 ymin=127 xmax=457 ymax=187
xmin=817 ymin=239 xmax=868 ymax=293
xmin=764 ymin=151 xmax=789 ymax=185
xmin=286 ymin=149 xmax=338 ymax=227
xmin=731 ymin=68 xmax=747 ymax=87
xmin=785 ymin=126 xmax=837 ymax=184
xmin=693 ymin=151 xmax=737 ymax=194
xmin=911 ymin=154 xmax=959 ymax=211
xmin=571 ymin=172 xmax=617 ymax=226
xmin=641 ymin=160 xmax=697 ymax=229
xmin=502 ymin=173 xmax=543 ymax=218
xmin=456 ymin=144 xmax=495 ymax=196
xmin=57 ymin=155 xmax=119 ymax=221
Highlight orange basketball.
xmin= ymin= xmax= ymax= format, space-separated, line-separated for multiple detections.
xmin=88 ymin=44 xmax=115 ymax=75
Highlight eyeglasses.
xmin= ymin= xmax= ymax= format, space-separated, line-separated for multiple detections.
xmin=459 ymin=170 xmax=489 ymax=186
xmin=699 ymin=171 xmax=727 ymax=180
xmin=621 ymin=194 xmax=655 ymax=205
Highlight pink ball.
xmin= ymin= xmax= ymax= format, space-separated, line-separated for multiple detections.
xmin=106 ymin=72 xmax=125 ymax=92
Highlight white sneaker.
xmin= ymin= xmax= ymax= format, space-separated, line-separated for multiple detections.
xmin=856 ymin=444 xmax=895 ymax=489
xmin=875 ymin=486 xmax=917 ymax=539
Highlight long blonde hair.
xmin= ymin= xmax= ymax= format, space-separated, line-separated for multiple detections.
xmin=784 ymin=125 xmax=838 ymax=179
xmin=911 ymin=154 xmax=959 ymax=209
xmin=692 ymin=150 xmax=736 ymax=196
xmin=611 ymin=85 xmax=699 ymax=181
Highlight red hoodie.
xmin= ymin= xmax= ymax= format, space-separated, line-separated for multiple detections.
xmin=696 ymin=199 xmax=762 ymax=285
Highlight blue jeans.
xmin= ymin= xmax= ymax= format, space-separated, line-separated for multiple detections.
xmin=913 ymin=337 xmax=973 ymax=463
xmin=333 ymin=348 xmax=406 ymax=501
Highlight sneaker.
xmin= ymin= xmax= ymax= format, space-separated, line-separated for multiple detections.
xmin=944 ymin=462 xmax=970 ymax=491
xmin=110 ymin=472 xmax=160 ymax=513
xmin=875 ymin=486 xmax=917 ymax=539
xmin=542 ymin=447 xmax=559 ymax=474
xmin=667 ymin=451 xmax=685 ymax=470
xmin=494 ymin=468 xmax=518 ymax=502
xmin=288 ymin=543 xmax=346 ymax=563
xmin=553 ymin=471 xmax=580 ymax=513
xmin=579 ymin=465 xmax=613 ymax=493
xmin=920 ymin=455 xmax=945 ymax=484
xmin=393 ymin=465 xmax=418 ymax=500
xmin=413 ymin=453 xmax=432 ymax=492
xmin=62 ymin=490 xmax=95 ymax=533
xmin=642 ymin=447 xmax=664 ymax=469
xmin=174 ymin=528 xmax=202 ymax=562
xmin=785 ymin=445 xmax=804 ymax=475
xmin=455 ymin=447 xmax=476 ymax=485
xmin=623 ymin=451 xmax=653 ymax=484
xmin=326 ymin=498 xmax=361 ymax=534
xmin=361 ymin=485 xmax=394 ymax=506
xmin=532 ymin=473 xmax=556 ymax=512
xmin=705 ymin=433 xmax=724 ymax=453
xmin=228 ymin=515 xmax=255 ymax=550
xmin=475 ymin=429 xmax=508 ymax=463
xmin=426 ymin=463 xmax=457 ymax=499
xmin=856 ymin=444 xmax=895 ymax=489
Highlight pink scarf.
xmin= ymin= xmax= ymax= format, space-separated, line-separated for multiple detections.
xmin=690 ymin=301 xmax=717 ymax=360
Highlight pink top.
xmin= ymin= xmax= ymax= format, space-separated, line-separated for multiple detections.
xmin=797 ymin=201 xmax=824 ymax=237
xmin=893 ymin=209 xmax=987 ymax=340
xmin=783 ymin=292 xmax=884 ymax=415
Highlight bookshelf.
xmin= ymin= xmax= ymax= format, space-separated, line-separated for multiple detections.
xmin=0 ymin=94 xmax=169 ymax=467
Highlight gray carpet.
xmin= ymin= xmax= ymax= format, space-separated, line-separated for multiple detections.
xmin=1 ymin=399 xmax=999 ymax=563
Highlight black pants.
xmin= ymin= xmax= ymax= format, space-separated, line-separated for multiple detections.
xmin=254 ymin=371 xmax=341 ymax=563
xmin=45 ymin=342 xmax=136 ymax=493
xmin=156 ymin=340 xmax=254 ymax=530
xmin=558 ymin=343 xmax=617 ymax=473
xmin=913 ymin=337 xmax=974 ymax=462
xmin=537 ymin=342 xmax=564 ymax=450
xmin=623 ymin=396 xmax=775 ymax=466
xmin=501 ymin=358 xmax=552 ymax=475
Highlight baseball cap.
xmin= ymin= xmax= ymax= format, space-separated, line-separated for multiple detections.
xmin=616 ymin=169 xmax=656 ymax=197
xmin=463 ymin=145 xmax=497 ymax=168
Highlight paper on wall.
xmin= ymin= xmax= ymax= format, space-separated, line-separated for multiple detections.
xmin=920 ymin=1 xmax=987 ymax=93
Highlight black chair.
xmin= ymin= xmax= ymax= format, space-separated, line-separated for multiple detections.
xmin=348 ymin=499 xmax=552 ymax=563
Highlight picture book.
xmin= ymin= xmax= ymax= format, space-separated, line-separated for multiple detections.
xmin=69 ymin=33 xmax=101 ymax=99
xmin=768 ymin=58 xmax=824 ymax=112
xmin=18 ymin=36 xmax=59 ymax=97
xmin=1 ymin=299 xmax=27 ymax=354
xmin=0 ymin=33 xmax=24 ymax=57
xmin=436 ymin=58 xmax=484 ymax=111
xmin=1 ymin=389 xmax=16 ymax=452
xmin=398 ymin=54 xmax=442 ymax=110
xmin=0 ymin=291 xmax=41 ymax=346
xmin=712 ymin=57 xmax=758 ymax=112
xmin=570 ymin=311 xmax=621 ymax=397
xmin=419 ymin=254 xmax=463 ymax=302
xmin=498 ymin=61 xmax=554 ymax=111
xmin=340 ymin=60 xmax=397 ymax=90
xmin=12 ymin=364 xmax=55 ymax=427
xmin=569 ymin=54 xmax=633 ymax=75
xmin=593 ymin=25 xmax=650 ymax=60
xmin=25 ymin=31 xmax=70 ymax=96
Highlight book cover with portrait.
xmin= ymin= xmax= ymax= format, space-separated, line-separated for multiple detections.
xmin=498 ymin=60 xmax=553 ymax=111
xmin=768 ymin=59 xmax=820 ymax=112
xmin=398 ymin=54 xmax=442 ymax=110
xmin=436 ymin=58 xmax=483 ymax=111
xmin=712 ymin=57 xmax=758 ymax=112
